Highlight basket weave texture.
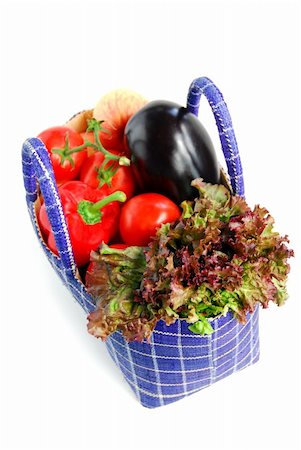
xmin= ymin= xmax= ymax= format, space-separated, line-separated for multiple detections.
xmin=22 ymin=77 xmax=260 ymax=408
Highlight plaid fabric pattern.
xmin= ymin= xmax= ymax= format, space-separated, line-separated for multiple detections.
xmin=106 ymin=308 xmax=259 ymax=408
xmin=22 ymin=77 xmax=260 ymax=408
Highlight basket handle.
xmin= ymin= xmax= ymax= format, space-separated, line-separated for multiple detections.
xmin=187 ymin=77 xmax=245 ymax=197
xmin=22 ymin=137 xmax=76 ymax=275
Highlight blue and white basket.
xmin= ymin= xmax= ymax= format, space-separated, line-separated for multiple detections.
xmin=22 ymin=77 xmax=260 ymax=408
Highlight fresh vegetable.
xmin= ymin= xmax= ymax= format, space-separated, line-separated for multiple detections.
xmin=80 ymin=151 xmax=135 ymax=199
xmin=85 ymin=243 xmax=129 ymax=291
xmin=87 ymin=179 xmax=293 ymax=342
xmin=93 ymin=89 xmax=148 ymax=152
xmin=86 ymin=245 xmax=153 ymax=341
xmin=124 ymin=100 xmax=221 ymax=203
xmin=119 ymin=193 xmax=181 ymax=246
xmin=82 ymin=118 xmax=131 ymax=164
xmin=38 ymin=181 xmax=126 ymax=267
xmin=80 ymin=131 xmax=100 ymax=157
xmin=38 ymin=126 xmax=88 ymax=184
xmin=79 ymin=118 xmax=117 ymax=156
xmin=109 ymin=243 xmax=129 ymax=249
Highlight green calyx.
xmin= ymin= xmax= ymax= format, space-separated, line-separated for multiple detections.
xmin=51 ymin=134 xmax=88 ymax=167
xmin=87 ymin=119 xmax=131 ymax=187
xmin=97 ymin=160 xmax=119 ymax=188
xmin=51 ymin=120 xmax=131 ymax=170
xmin=96 ymin=155 xmax=130 ymax=188
xmin=86 ymin=119 xmax=130 ymax=165
xmin=77 ymin=190 xmax=127 ymax=225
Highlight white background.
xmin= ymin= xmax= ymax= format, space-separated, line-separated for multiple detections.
xmin=1 ymin=1 xmax=300 ymax=449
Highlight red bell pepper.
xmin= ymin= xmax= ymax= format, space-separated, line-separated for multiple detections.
xmin=38 ymin=181 xmax=126 ymax=267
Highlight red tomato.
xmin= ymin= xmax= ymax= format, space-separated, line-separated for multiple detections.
xmin=119 ymin=193 xmax=181 ymax=246
xmin=38 ymin=126 xmax=87 ymax=184
xmin=85 ymin=260 xmax=98 ymax=288
xmin=80 ymin=131 xmax=99 ymax=157
xmin=80 ymin=152 xmax=135 ymax=199
xmin=109 ymin=243 xmax=129 ymax=249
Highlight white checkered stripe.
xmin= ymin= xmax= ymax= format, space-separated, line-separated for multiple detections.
xmin=106 ymin=307 xmax=260 ymax=408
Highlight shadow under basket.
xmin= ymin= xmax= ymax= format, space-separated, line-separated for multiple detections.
xmin=22 ymin=76 xmax=260 ymax=408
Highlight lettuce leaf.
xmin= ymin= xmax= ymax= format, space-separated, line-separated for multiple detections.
xmin=87 ymin=179 xmax=294 ymax=341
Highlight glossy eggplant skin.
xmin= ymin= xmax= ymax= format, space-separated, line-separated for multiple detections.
xmin=124 ymin=100 xmax=220 ymax=203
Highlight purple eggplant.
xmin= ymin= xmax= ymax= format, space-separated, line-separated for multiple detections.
xmin=124 ymin=100 xmax=221 ymax=203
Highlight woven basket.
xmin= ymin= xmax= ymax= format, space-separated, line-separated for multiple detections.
xmin=22 ymin=77 xmax=260 ymax=408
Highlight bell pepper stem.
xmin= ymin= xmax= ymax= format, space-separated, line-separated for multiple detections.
xmin=77 ymin=191 xmax=127 ymax=225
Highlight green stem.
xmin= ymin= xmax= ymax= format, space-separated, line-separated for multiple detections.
xmin=77 ymin=190 xmax=127 ymax=225
xmin=96 ymin=159 xmax=118 ymax=187
xmin=51 ymin=132 xmax=94 ymax=167
xmin=51 ymin=121 xmax=130 ymax=169
xmin=52 ymin=142 xmax=90 ymax=156
xmin=93 ymin=124 xmax=104 ymax=150
xmin=94 ymin=133 xmax=130 ymax=165
xmin=87 ymin=118 xmax=131 ymax=166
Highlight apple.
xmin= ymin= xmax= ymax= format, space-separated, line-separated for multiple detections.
xmin=93 ymin=89 xmax=147 ymax=152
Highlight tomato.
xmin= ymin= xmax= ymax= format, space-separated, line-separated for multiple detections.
xmin=119 ymin=193 xmax=181 ymax=246
xmin=80 ymin=152 xmax=135 ymax=199
xmin=109 ymin=243 xmax=129 ymax=249
xmin=80 ymin=131 xmax=100 ymax=157
xmin=38 ymin=126 xmax=87 ymax=184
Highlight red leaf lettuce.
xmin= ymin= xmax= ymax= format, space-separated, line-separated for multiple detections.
xmin=86 ymin=179 xmax=294 ymax=341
